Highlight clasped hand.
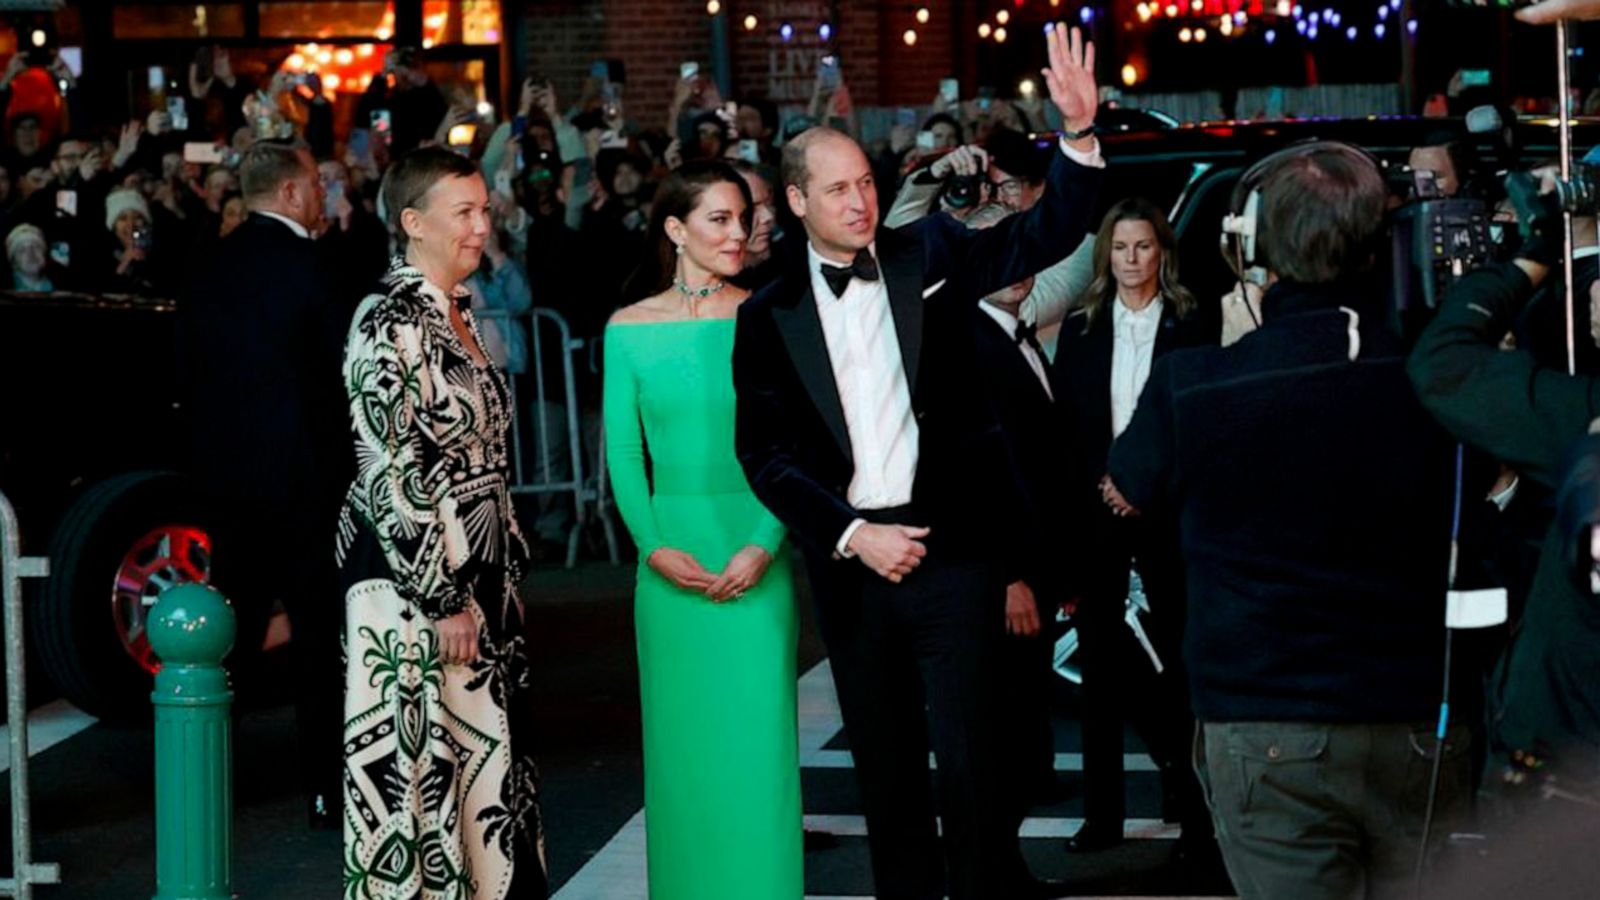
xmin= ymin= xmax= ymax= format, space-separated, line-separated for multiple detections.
xmin=847 ymin=523 xmax=930 ymax=583
xmin=648 ymin=546 xmax=772 ymax=602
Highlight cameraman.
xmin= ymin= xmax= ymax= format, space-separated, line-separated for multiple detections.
xmin=1407 ymin=177 xmax=1600 ymax=792
xmin=1105 ymin=143 xmax=1466 ymax=900
xmin=883 ymin=128 xmax=1047 ymax=227
xmin=886 ymin=129 xmax=1092 ymax=354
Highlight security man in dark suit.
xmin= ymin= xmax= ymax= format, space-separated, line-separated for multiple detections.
xmin=179 ymin=138 xmax=349 ymax=829
xmin=963 ymin=202 xmax=1071 ymax=820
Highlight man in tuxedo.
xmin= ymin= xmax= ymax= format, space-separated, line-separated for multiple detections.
xmin=733 ymin=24 xmax=1103 ymax=899
xmin=963 ymin=203 xmax=1070 ymax=817
xmin=179 ymin=139 xmax=349 ymax=829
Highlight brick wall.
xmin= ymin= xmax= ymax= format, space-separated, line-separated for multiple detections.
xmin=524 ymin=0 xmax=960 ymax=125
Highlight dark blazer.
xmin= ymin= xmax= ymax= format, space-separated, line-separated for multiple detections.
xmin=971 ymin=306 xmax=1070 ymax=597
xmin=734 ymin=150 xmax=1103 ymax=574
xmin=179 ymin=212 xmax=352 ymax=523
xmin=1055 ymin=300 xmax=1212 ymax=508
xmin=1053 ymin=299 xmax=1209 ymax=657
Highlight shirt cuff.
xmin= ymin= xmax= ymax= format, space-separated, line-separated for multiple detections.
xmin=835 ymin=518 xmax=868 ymax=559
xmin=1489 ymin=475 xmax=1520 ymax=512
xmin=1058 ymin=136 xmax=1106 ymax=169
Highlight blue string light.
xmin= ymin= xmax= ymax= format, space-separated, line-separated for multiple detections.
xmin=1265 ymin=28 xmax=1277 ymax=43
xmin=1080 ymin=6 xmax=1094 ymax=23
xmin=1375 ymin=22 xmax=1386 ymax=37
xmin=1296 ymin=18 xmax=1308 ymax=33
xmin=819 ymin=23 xmax=831 ymax=40
xmin=1345 ymin=24 xmax=1357 ymax=38
xmin=1406 ymin=18 xmax=1417 ymax=34
xmin=780 ymin=21 xmax=793 ymax=40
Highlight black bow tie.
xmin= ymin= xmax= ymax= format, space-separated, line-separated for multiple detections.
xmin=1014 ymin=319 xmax=1042 ymax=351
xmin=820 ymin=249 xmax=880 ymax=299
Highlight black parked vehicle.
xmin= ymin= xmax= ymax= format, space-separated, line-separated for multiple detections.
xmin=0 ymin=290 xmax=231 ymax=721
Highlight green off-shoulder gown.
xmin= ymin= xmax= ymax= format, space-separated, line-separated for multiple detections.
xmin=602 ymin=319 xmax=802 ymax=899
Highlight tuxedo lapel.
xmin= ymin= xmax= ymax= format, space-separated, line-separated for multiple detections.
xmin=771 ymin=280 xmax=854 ymax=463
xmin=981 ymin=311 xmax=1053 ymax=406
xmin=880 ymin=234 xmax=924 ymax=395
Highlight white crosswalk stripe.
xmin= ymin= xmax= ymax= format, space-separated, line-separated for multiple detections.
xmin=553 ymin=660 xmax=1204 ymax=899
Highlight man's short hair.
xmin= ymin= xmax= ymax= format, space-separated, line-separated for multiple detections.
xmin=239 ymin=139 xmax=311 ymax=202
xmin=1258 ymin=146 xmax=1386 ymax=285
xmin=781 ymin=126 xmax=853 ymax=196
xmin=381 ymin=145 xmax=479 ymax=249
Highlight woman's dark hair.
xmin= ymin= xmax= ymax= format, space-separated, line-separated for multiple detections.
xmin=1078 ymin=197 xmax=1197 ymax=330
xmin=922 ymin=112 xmax=964 ymax=144
xmin=688 ymin=111 xmax=732 ymax=159
xmin=621 ymin=160 xmax=752 ymax=303
xmin=382 ymin=145 xmax=479 ymax=252
xmin=596 ymin=147 xmax=649 ymax=197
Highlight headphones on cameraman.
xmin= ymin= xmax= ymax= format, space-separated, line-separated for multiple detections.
xmin=1219 ymin=139 xmax=1385 ymax=281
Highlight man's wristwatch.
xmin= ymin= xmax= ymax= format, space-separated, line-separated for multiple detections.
xmin=1061 ymin=123 xmax=1096 ymax=141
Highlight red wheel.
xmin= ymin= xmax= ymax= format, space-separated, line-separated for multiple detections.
xmin=110 ymin=524 xmax=212 ymax=674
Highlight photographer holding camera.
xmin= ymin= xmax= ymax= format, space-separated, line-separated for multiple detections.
xmin=884 ymin=128 xmax=1047 ymax=228
xmin=1104 ymin=142 xmax=1467 ymax=900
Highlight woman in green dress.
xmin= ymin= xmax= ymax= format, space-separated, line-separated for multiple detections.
xmin=603 ymin=160 xmax=802 ymax=899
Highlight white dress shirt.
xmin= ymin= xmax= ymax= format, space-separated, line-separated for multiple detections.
xmin=979 ymin=302 xmax=1053 ymax=401
xmin=819 ymin=138 xmax=1103 ymax=556
xmin=808 ymin=243 xmax=919 ymax=555
xmin=255 ymin=210 xmax=311 ymax=240
xmin=1110 ymin=296 xmax=1164 ymax=439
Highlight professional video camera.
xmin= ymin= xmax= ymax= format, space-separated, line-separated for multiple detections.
xmin=1386 ymin=114 xmax=1598 ymax=341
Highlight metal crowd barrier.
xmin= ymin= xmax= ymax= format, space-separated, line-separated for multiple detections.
xmin=0 ymin=491 xmax=61 ymax=898
xmin=476 ymin=306 xmax=620 ymax=568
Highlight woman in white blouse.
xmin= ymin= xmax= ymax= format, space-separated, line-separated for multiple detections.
xmin=1055 ymin=197 xmax=1216 ymax=856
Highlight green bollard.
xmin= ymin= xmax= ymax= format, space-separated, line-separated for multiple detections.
xmin=149 ymin=583 xmax=236 ymax=900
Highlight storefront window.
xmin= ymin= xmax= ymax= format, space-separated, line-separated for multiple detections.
xmin=112 ymin=5 xmax=247 ymax=40
xmin=421 ymin=0 xmax=501 ymax=47
xmin=259 ymin=2 xmax=395 ymax=40
xmin=280 ymin=40 xmax=389 ymax=95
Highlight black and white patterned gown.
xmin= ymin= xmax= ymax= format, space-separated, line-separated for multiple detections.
xmin=336 ymin=259 xmax=546 ymax=900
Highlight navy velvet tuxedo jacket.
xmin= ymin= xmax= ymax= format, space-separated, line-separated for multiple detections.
xmin=733 ymin=149 xmax=1103 ymax=577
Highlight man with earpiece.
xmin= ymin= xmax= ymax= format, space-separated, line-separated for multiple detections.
xmin=1099 ymin=142 xmax=1468 ymax=900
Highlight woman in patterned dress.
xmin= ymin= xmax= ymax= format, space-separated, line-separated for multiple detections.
xmin=337 ymin=146 xmax=547 ymax=900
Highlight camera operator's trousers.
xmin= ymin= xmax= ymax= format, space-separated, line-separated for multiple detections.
xmin=1194 ymin=720 xmax=1471 ymax=900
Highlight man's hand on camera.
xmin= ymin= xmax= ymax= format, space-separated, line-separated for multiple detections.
xmin=1505 ymin=171 xmax=1564 ymax=270
xmin=847 ymin=523 xmax=930 ymax=583
xmin=1518 ymin=0 xmax=1600 ymax=24
xmin=929 ymin=145 xmax=988 ymax=181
